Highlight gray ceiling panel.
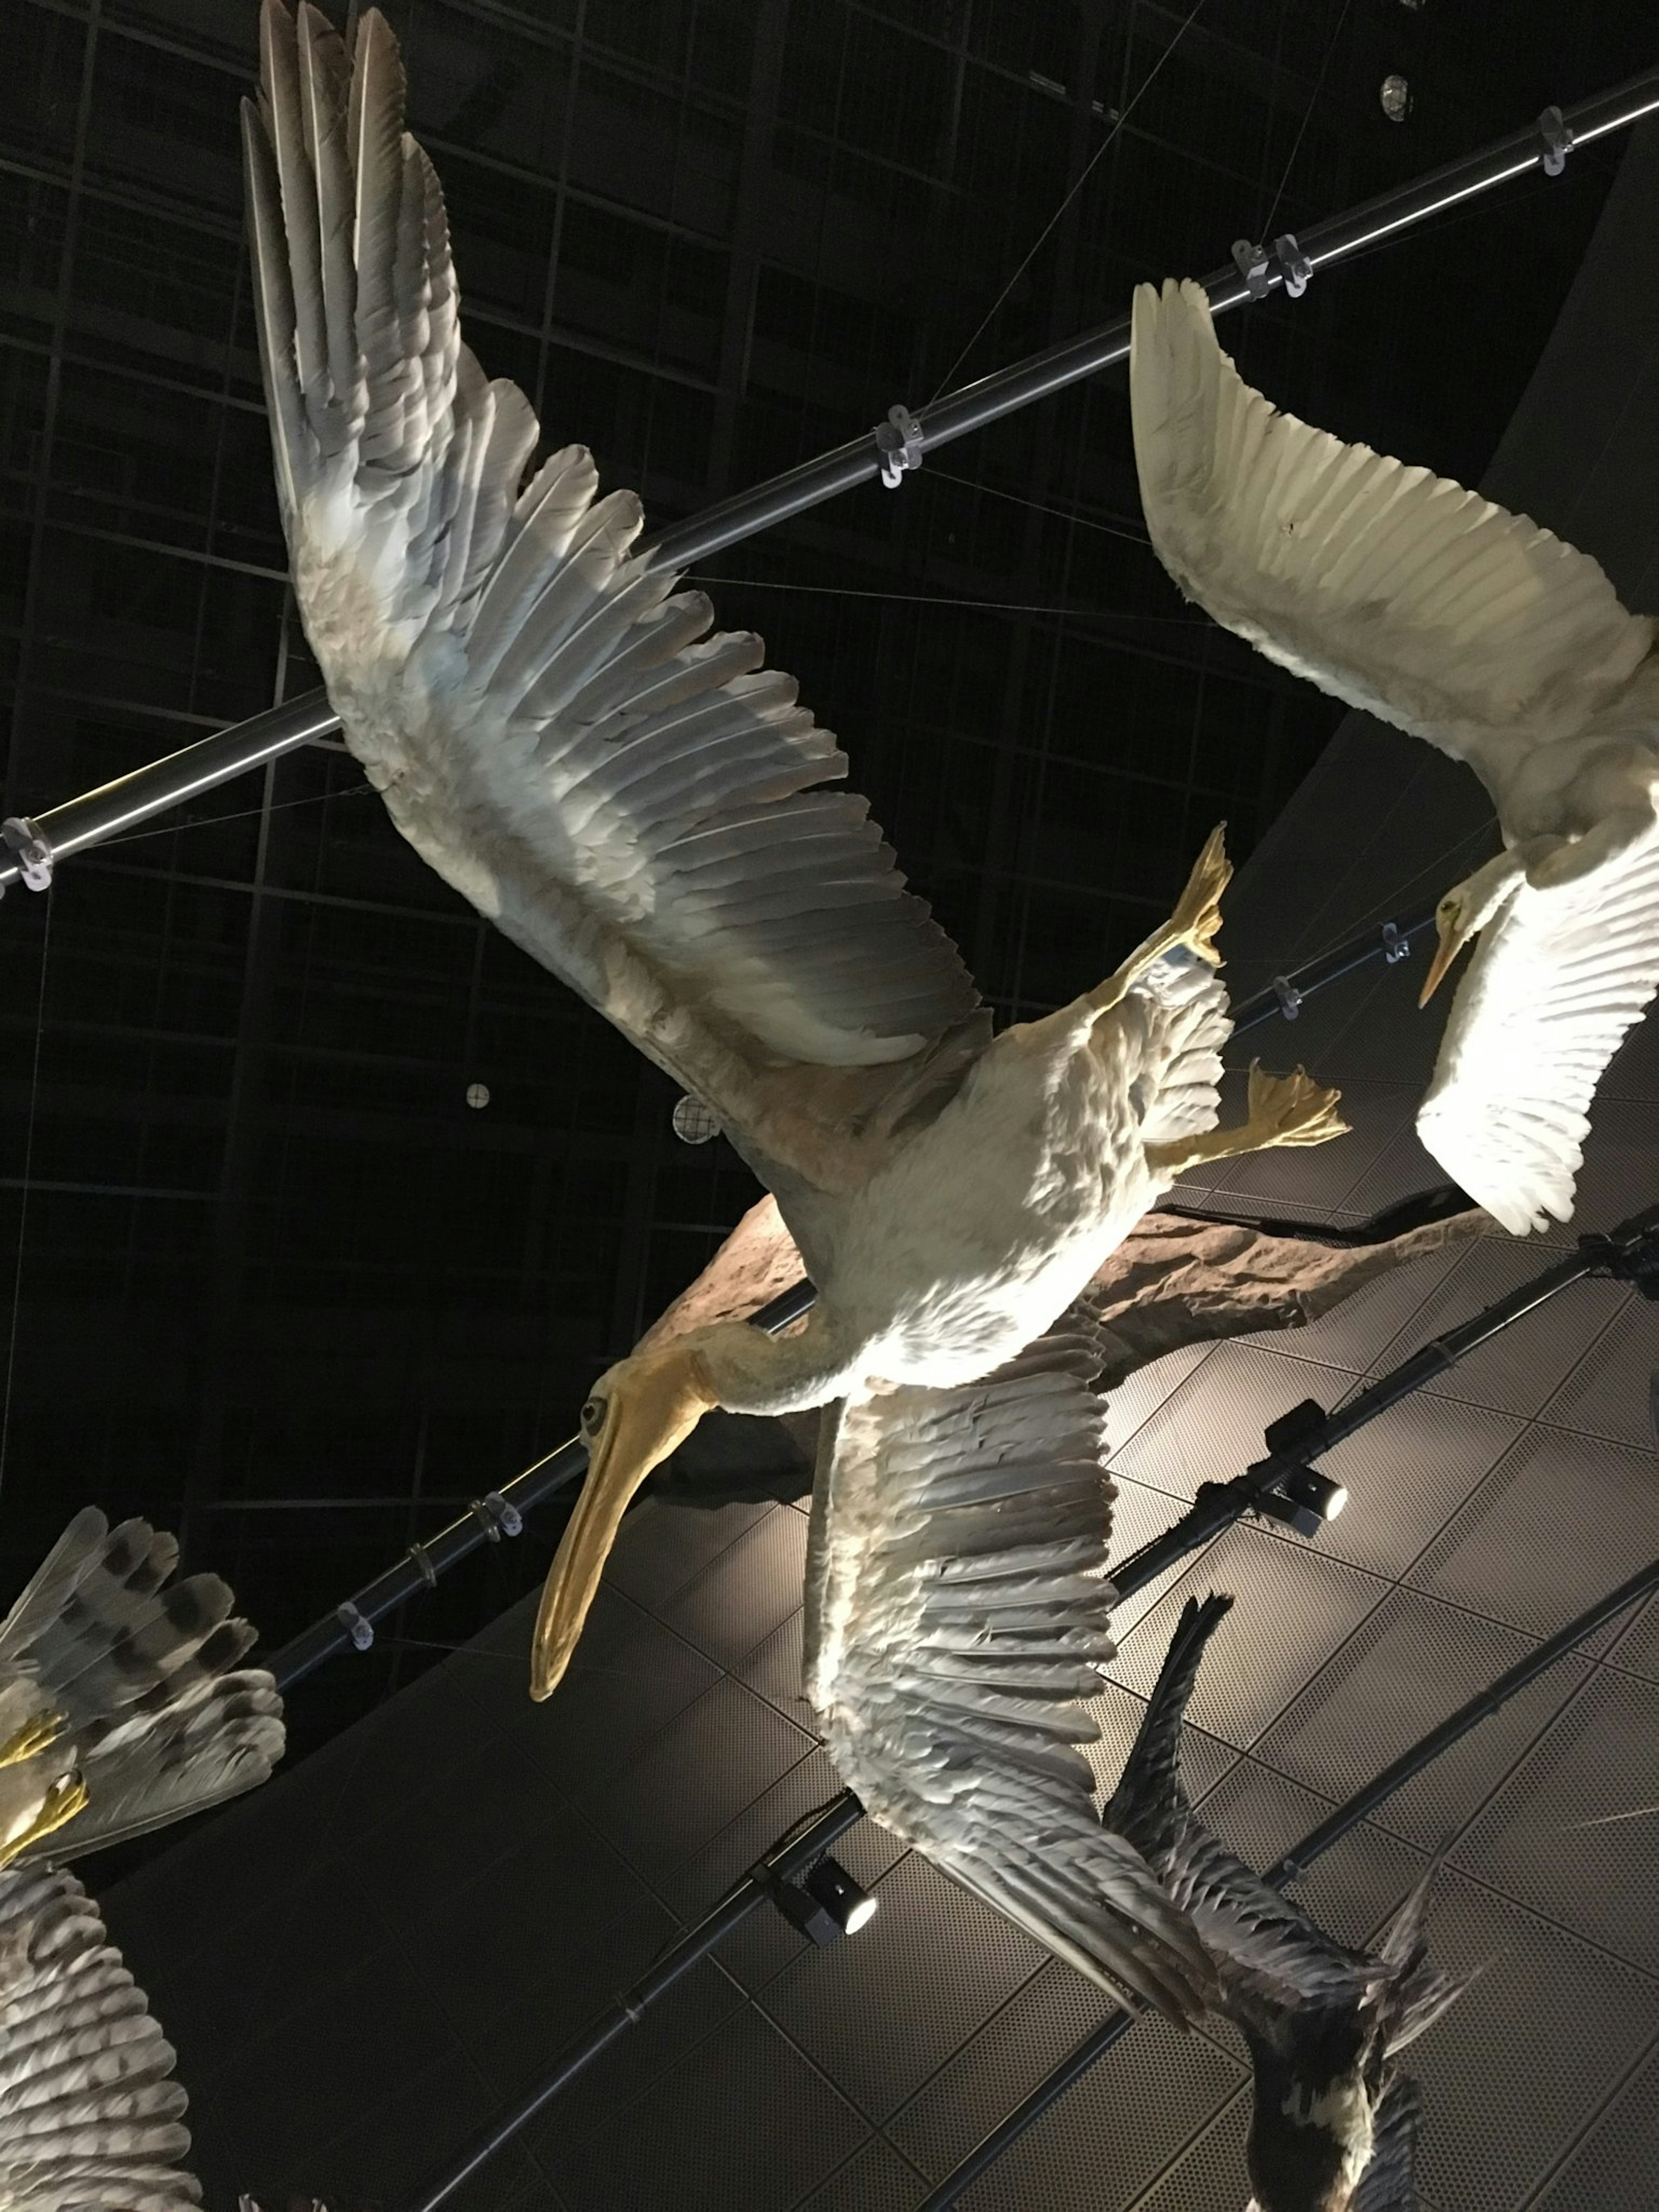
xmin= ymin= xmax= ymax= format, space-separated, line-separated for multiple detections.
xmin=791 ymin=2135 xmax=930 ymax=2212
xmin=761 ymin=1851 xmax=1047 ymax=2123
xmin=1254 ymin=1587 xmax=1591 ymax=1851
xmin=1312 ymin=1392 xmax=1526 ymax=1580
xmin=1411 ymin=1429 xmax=1659 ymax=1640
xmin=1540 ymin=1297 xmax=1659 ymax=1451
xmin=1367 ymin=1242 xmax=1633 ymax=1419
xmin=1111 ymin=1342 xmax=1363 ymax=1503
xmin=664 ymin=1504 xmax=811 ymax=1671
xmin=1523 ymin=2039 xmax=1659 ymax=2211
xmin=1408 ymin=1871 xmax=1659 ymax=2210
xmin=577 ymin=1675 xmax=817 ymax=1888
xmin=1453 ymin=1668 xmax=1659 ymax=1968
xmin=741 ymin=1604 xmax=814 ymax=1727
xmin=1120 ymin=2091 xmax=1252 ymax=2212
xmin=1110 ymin=1525 xmax=1391 ymax=1751
xmin=606 ymin=1495 xmax=778 ymax=1611
xmin=545 ymin=2003 xmax=868 ymax=2212
xmin=1103 ymin=1341 xmax=1216 ymax=1456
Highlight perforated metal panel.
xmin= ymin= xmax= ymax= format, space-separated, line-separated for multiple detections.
xmin=1112 ymin=1341 xmax=1361 ymax=1503
xmin=792 ymin=2136 xmax=930 ymax=2211
xmin=1525 ymin=2041 xmax=1659 ymax=2211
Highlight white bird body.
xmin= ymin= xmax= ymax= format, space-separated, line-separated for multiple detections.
xmin=243 ymin=3 xmax=1349 ymax=2028
xmin=1131 ymin=278 xmax=1659 ymax=1233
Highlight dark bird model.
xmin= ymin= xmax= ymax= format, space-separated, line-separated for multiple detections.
xmin=1107 ymin=1595 xmax=1465 ymax=2211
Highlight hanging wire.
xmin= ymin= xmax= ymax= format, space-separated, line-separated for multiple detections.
xmin=925 ymin=463 xmax=1153 ymax=547
xmin=0 ymin=890 xmax=54 ymax=1506
xmin=927 ymin=0 xmax=1211 ymax=403
xmin=1259 ymin=0 xmax=1358 ymax=239
xmin=99 ymin=780 xmax=377 ymax=851
xmin=688 ymin=573 xmax=1205 ymax=622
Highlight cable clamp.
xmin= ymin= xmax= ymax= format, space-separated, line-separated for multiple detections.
xmin=1273 ymin=232 xmax=1312 ymax=298
xmin=407 ymin=1539 xmax=438 ymax=1590
xmin=336 ymin=1601 xmax=375 ymax=1652
xmin=1536 ymin=105 xmax=1574 ymax=177
xmin=1 ymin=818 xmax=53 ymax=893
xmin=875 ymin=404 xmax=923 ymax=489
xmin=469 ymin=1491 xmax=523 ymax=1542
xmin=1231 ymin=237 xmax=1272 ymax=300
xmin=1271 ymin=974 xmax=1303 ymax=1020
xmin=1380 ymin=920 xmax=1408 ymax=966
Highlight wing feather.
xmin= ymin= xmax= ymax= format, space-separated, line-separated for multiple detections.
xmin=804 ymin=1319 xmax=1214 ymax=2024
xmin=243 ymin=2 xmax=983 ymax=1217
xmin=1417 ymin=832 xmax=1659 ymax=1231
xmin=0 ymin=1864 xmax=199 ymax=2212
xmin=1131 ymin=279 xmax=1653 ymax=788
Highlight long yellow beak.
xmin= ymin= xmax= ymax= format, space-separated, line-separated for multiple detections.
xmin=530 ymin=1349 xmax=716 ymax=1701
xmin=1417 ymin=928 xmax=1465 ymax=1008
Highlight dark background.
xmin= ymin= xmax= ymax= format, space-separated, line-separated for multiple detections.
xmin=0 ymin=0 xmax=1653 ymax=1769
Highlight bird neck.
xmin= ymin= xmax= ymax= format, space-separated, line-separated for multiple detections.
xmin=1458 ymin=847 xmax=1529 ymax=930
xmin=690 ymin=1312 xmax=859 ymax=1417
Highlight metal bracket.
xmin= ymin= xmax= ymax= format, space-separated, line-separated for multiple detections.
xmin=336 ymin=1600 xmax=375 ymax=1652
xmin=1271 ymin=974 xmax=1303 ymax=1020
xmin=1380 ymin=920 xmax=1409 ymax=966
xmin=875 ymin=404 xmax=923 ymax=489
xmin=407 ymin=1539 xmax=438 ymax=1590
xmin=1273 ymin=232 xmax=1313 ymax=298
xmin=469 ymin=1491 xmax=523 ymax=1542
xmin=1231 ymin=237 xmax=1271 ymax=300
xmin=1537 ymin=104 xmax=1574 ymax=177
xmin=0 ymin=817 xmax=53 ymax=894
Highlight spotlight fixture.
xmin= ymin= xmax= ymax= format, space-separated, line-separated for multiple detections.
xmin=1380 ymin=74 xmax=1413 ymax=123
xmin=1260 ymin=1466 xmax=1349 ymax=1539
xmin=765 ymin=1856 xmax=879 ymax=1946
xmin=464 ymin=1081 xmax=490 ymax=1109
xmin=672 ymin=1092 xmax=720 ymax=1144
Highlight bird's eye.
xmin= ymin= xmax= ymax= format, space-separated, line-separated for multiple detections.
xmin=581 ymin=1397 xmax=605 ymax=1436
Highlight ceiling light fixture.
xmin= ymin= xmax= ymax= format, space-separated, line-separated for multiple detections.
xmin=765 ymin=1855 xmax=879 ymax=1945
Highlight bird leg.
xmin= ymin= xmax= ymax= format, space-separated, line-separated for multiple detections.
xmin=0 ymin=1773 xmax=88 ymax=1869
xmin=0 ymin=1710 xmax=67 ymax=1768
xmin=1087 ymin=826 xmax=1231 ymax=1019
xmin=1146 ymin=1062 xmax=1348 ymax=1176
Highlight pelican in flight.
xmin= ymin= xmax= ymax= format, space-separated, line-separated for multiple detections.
xmin=242 ymin=2 xmax=1347 ymax=2019
xmin=1131 ymin=278 xmax=1659 ymax=1235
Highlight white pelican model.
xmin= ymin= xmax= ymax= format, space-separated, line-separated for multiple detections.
xmin=1131 ymin=277 xmax=1659 ymax=1236
xmin=242 ymin=3 xmax=1348 ymax=2021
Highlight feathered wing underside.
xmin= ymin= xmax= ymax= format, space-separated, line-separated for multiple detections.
xmin=0 ymin=1864 xmax=200 ymax=2212
xmin=1107 ymin=1597 xmax=1379 ymax=2012
xmin=1131 ymin=279 xmax=1653 ymax=788
xmin=242 ymin=2 xmax=983 ymax=1213
xmin=0 ymin=1511 xmax=285 ymax=1858
xmin=1351 ymin=2074 xmax=1422 ymax=2212
xmin=803 ymin=1318 xmax=1214 ymax=2024
xmin=1417 ymin=833 xmax=1659 ymax=1232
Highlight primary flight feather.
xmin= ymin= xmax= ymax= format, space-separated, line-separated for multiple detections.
xmin=243 ymin=2 xmax=1350 ymax=2023
xmin=1131 ymin=277 xmax=1659 ymax=1234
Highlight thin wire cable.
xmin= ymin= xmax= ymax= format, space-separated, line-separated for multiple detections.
xmin=927 ymin=0 xmax=1211 ymax=403
xmin=926 ymin=463 xmax=1153 ymax=547
xmin=0 ymin=889 xmax=54 ymax=1505
xmin=1260 ymin=0 xmax=1357 ymax=239
xmin=99 ymin=780 xmax=376 ymax=849
xmin=689 ymin=574 xmax=1205 ymax=623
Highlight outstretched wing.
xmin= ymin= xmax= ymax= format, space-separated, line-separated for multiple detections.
xmin=1417 ymin=832 xmax=1659 ymax=1231
xmin=1107 ymin=1596 xmax=1379 ymax=2010
xmin=1351 ymin=2075 xmax=1423 ymax=2212
xmin=1131 ymin=278 xmax=1653 ymax=792
xmin=803 ymin=1319 xmax=1214 ymax=2024
xmin=0 ymin=1510 xmax=285 ymax=1859
xmin=0 ymin=1864 xmax=199 ymax=2212
xmin=241 ymin=3 xmax=983 ymax=1222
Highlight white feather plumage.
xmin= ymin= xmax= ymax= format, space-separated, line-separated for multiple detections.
xmin=1131 ymin=277 xmax=1659 ymax=1232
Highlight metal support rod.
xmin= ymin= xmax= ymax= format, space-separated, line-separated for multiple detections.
xmin=402 ymin=1789 xmax=864 ymax=2212
xmin=914 ymin=1550 xmax=1659 ymax=2211
xmin=1109 ymin=1201 xmax=1659 ymax=1598
xmin=6 ymin=67 xmax=1657 ymax=890
xmin=267 ymin=873 xmax=1439 ymax=1685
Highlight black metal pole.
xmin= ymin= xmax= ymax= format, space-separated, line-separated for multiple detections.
xmin=1107 ymin=1201 xmax=1659 ymax=1599
xmin=6 ymin=68 xmax=1657 ymax=890
xmin=914 ymin=1550 xmax=1659 ymax=2211
xmin=401 ymin=1789 xmax=865 ymax=2212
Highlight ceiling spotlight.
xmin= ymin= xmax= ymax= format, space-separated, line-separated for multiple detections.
xmin=1260 ymin=1467 xmax=1348 ymax=1539
xmin=672 ymin=1092 xmax=719 ymax=1144
xmin=1380 ymin=74 xmax=1412 ymax=124
xmin=766 ymin=1856 xmax=879 ymax=1945
xmin=465 ymin=1081 xmax=490 ymax=1109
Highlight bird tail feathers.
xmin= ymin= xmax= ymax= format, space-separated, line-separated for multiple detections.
xmin=1106 ymin=1592 xmax=1233 ymax=1847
